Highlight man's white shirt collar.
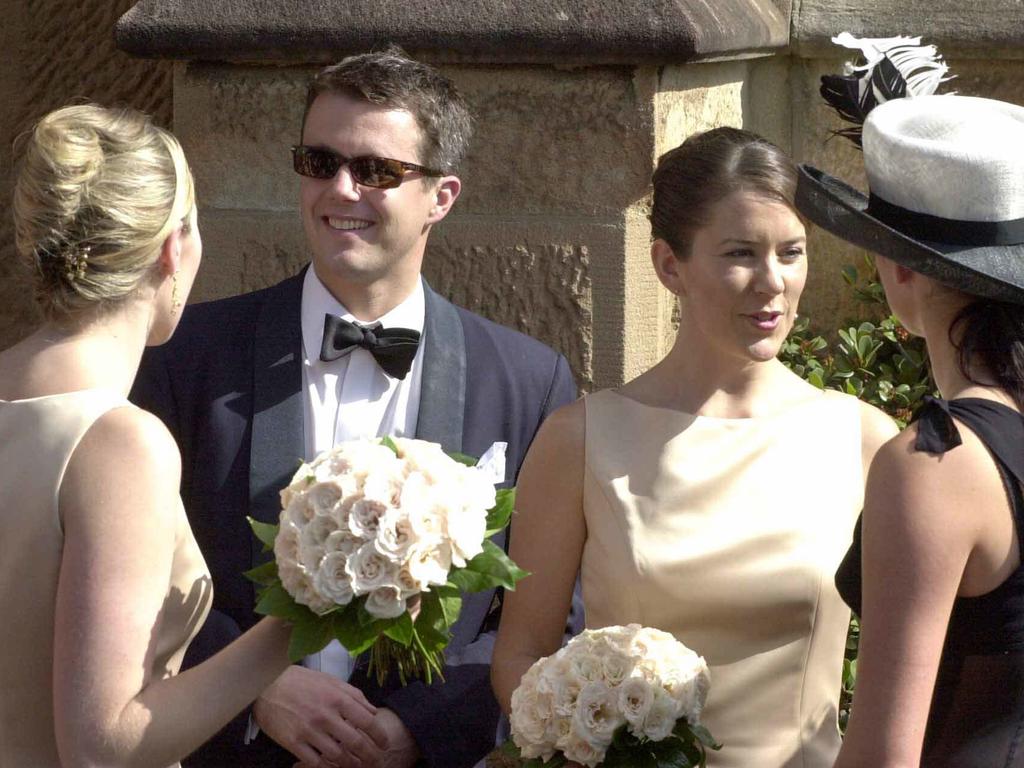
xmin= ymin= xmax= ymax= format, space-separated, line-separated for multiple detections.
xmin=300 ymin=267 xmax=426 ymax=365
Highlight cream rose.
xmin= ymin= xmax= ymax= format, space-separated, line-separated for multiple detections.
xmin=347 ymin=497 xmax=388 ymax=539
xmin=314 ymin=552 xmax=354 ymax=605
xmin=373 ymin=508 xmax=418 ymax=560
xmin=364 ymin=584 xmax=407 ymax=619
xmin=618 ymin=676 xmax=655 ymax=733
xmin=571 ymin=681 xmax=622 ymax=746
xmin=641 ymin=685 xmax=678 ymax=741
xmin=405 ymin=541 xmax=451 ymax=589
xmin=345 ymin=542 xmax=400 ymax=595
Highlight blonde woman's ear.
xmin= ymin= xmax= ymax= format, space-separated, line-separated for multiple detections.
xmin=157 ymin=227 xmax=184 ymax=278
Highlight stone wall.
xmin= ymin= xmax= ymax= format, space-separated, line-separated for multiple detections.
xmin=0 ymin=0 xmax=172 ymax=348
xmin=3 ymin=0 xmax=1024 ymax=391
xmin=177 ymin=59 xmax=756 ymax=390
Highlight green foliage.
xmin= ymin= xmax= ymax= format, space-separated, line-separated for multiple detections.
xmin=779 ymin=260 xmax=934 ymax=426
xmin=779 ymin=258 xmax=937 ymax=732
xmin=840 ymin=616 xmax=860 ymax=733
xmin=487 ymin=488 xmax=517 ymax=537
xmin=502 ymin=720 xmax=720 ymax=768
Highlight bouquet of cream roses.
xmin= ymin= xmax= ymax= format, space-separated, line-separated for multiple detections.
xmin=503 ymin=625 xmax=718 ymax=768
xmin=246 ymin=436 xmax=525 ymax=684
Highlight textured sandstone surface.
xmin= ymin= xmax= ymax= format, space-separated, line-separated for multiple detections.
xmin=115 ymin=0 xmax=787 ymax=65
xmin=3 ymin=0 xmax=1024 ymax=392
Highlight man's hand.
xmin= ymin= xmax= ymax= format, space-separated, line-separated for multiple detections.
xmin=253 ymin=666 xmax=389 ymax=767
xmin=369 ymin=707 xmax=420 ymax=768
xmin=289 ymin=706 xmax=420 ymax=768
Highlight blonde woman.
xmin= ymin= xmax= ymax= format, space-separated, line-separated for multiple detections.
xmin=0 ymin=105 xmax=363 ymax=768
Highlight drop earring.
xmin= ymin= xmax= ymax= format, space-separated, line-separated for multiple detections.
xmin=171 ymin=271 xmax=182 ymax=312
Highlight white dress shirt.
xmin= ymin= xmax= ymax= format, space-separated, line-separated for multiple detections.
xmin=246 ymin=269 xmax=427 ymax=743
xmin=300 ymin=266 xmax=426 ymax=678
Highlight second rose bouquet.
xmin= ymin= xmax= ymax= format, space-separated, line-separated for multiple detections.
xmin=246 ymin=436 xmax=526 ymax=684
xmin=503 ymin=624 xmax=718 ymax=768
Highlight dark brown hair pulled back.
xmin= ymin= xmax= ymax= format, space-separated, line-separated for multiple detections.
xmin=952 ymin=300 xmax=1024 ymax=412
xmin=651 ymin=127 xmax=801 ymax=258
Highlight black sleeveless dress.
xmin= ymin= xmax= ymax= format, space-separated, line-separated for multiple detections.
xmin=836 ymin=397 xmax=1024 ymax=767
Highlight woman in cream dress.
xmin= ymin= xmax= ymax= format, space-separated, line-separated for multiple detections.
xmin=492 ymin=127 xmax=897 ymax=767
xmin=0 ymin=105 xmax=327 ymax=768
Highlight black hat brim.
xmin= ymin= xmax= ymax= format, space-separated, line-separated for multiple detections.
xmin=796 ymin=164 xmax=1024 ymax=305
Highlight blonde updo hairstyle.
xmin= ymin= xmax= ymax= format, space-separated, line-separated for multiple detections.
xmin=13 ymin=104 xmax=195 ymax=322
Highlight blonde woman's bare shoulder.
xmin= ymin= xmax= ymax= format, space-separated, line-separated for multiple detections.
xmin=80 ymin=404 xmax=181 ymax=467
xmin=61 ymin=405 xmax=182 ymax=530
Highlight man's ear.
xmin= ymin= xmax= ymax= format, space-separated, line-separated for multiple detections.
xmin=651 ymin=238 xmax=684 ymax=296
xmin=426 ymin=175 xmax=461 ymax=225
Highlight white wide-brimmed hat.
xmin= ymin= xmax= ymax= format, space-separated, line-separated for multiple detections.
xmin=798 ymin=65 xmax=1024 ymax=304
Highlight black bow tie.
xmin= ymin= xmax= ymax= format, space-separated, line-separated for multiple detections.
xmin=319 ymin=314 xmax=421 ymax=380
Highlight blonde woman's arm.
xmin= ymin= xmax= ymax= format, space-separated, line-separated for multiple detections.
xmin=52 ymin=407 xmax=296 ymax=768
xmin=491 ymin=399 xmax=587 ymax=714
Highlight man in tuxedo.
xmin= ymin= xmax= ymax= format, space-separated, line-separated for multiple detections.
xmin=132 ymin=49 xmax=580 ymax=768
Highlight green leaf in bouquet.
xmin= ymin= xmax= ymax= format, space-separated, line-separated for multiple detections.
xmin=242 ymin=560 xmax=279 ymax=586
xmin=684 ymin=722 xmax=721 ymax=750
xmin=287 ymin=609 xmax=336 ymax=662
xmin=254 ymin=582 xmax=307 ymax=622
xmin=496 ymin=739 xmax=567 ymax=768
xmin=414 ymin=590 xmax=454 ymax=650
xmin=676 ymin=739 xmax=703 ymax=768
xmin=357 ymin=602 xmax=384 ymax=627
xmin=447 ymin=451 xmax=480 ymax=467
xmin=436 ymin=584 xmax=463 ymax=626
xmin=606 ymin=748 xmax=659 ymax=768
xmin=332 ymin=602 xmax=386 ymax=656
xmin=485 ymin=487 xmax=516 ymax=536
xmin=379 ymin=435 xmax=400 ymax=455
xmin=446 ymin=566 xmax=496 ymax=593
xmin=462 ymin=539 xmax=530 ymax=591
xmin=670 ymin=720 xmax=720 ymax=767
xmin=382 ymin=612 xmax=415 ymax=647
xmin=247 ymin=517 xmax=279 ymax=552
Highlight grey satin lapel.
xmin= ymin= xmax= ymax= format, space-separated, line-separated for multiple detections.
xmin=415 ymin=281 xmax=465 ymax=454
xmin=249 ymin=273 xmax=305 ymax=566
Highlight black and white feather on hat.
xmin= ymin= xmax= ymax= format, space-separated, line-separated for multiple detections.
xmin=797 ymin=33 xmax=1024 ymax=304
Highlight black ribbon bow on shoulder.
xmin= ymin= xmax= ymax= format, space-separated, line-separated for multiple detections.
xmin=913 ymin=395 xmax=964 ymax=454
xmin=319 ymin=314 xmax=421 ymax=380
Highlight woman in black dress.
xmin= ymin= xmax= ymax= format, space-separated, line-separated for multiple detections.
xmin=797 ymin=58 xmax=1024 ymax=767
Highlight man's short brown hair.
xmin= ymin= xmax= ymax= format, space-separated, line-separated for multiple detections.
xmin=303 ymin=46 xmax=473 ymax=174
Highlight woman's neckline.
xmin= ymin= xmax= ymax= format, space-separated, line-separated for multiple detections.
xmin=942 ymin=395 xmax=1023 ymax=417
xmin=0 ymin=387 xmax=122 ymax=405
xmin=603 ymin=386 xmax=830 ymax=422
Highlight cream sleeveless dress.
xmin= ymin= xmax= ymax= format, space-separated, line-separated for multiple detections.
xmin=0 ymin=389 xmax=212 ymax=768
xmin=582 ymin=388 xmax=864 ymax=768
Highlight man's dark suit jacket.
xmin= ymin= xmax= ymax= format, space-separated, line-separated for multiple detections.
xmin=131 ymin=270 xmax=580 ymax=768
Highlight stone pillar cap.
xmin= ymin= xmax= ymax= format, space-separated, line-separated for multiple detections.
xmin=115 ymin=0 xmax=787 ymax=64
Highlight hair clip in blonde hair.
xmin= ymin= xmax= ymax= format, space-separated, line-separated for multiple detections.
xmin=63 ymin=245 xmax=90 ymax=283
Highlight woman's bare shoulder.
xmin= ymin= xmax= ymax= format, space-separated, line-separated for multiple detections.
xmin=62 ymin=404 xmax=182 ymax=531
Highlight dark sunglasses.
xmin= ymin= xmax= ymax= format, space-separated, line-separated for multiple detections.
xmin=291 ymin=145 xmax=443 ymax=189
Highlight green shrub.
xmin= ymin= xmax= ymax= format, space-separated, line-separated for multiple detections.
xmin=780 ymin=262 xmax=934 ymax=427
xmin=778 ymin=259 xmax=937 ymax=731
